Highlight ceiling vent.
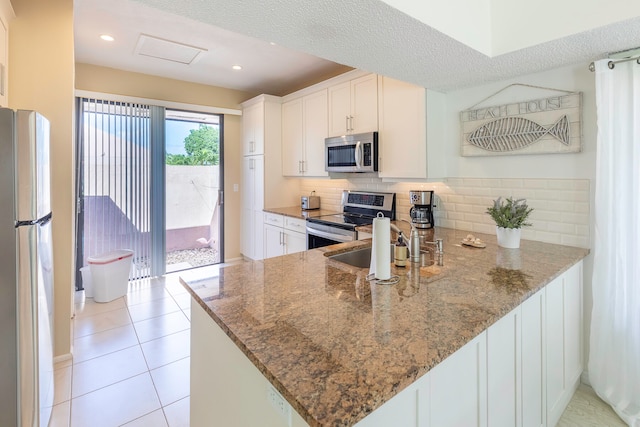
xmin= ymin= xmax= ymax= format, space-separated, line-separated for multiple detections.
xmin=134 ymin=34 xmax=207 ymax=65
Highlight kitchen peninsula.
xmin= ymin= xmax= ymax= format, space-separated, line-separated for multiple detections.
xmin=181 ymin=226 xmax=589 ymax=427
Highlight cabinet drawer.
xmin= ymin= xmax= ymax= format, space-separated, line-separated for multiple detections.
xmin=263 ymin=212 xmax=284 ymax=227
xmin=284 ymin=217 xmax=306 ymax=234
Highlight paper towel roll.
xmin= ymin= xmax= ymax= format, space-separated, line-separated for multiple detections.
xmin=371 ymin=215 xmax=391 ymax=280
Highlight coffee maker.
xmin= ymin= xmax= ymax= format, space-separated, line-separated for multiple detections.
xmin=409 ymin=190 xmax=435 ymax=229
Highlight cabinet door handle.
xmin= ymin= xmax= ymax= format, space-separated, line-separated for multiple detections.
xmin=345 ymin=115 xmax=349 ymax=132
xmin=301 ymin=160 xmax=306 ymax=173
xmin=349 ymin=115 xmax=354 ymax=131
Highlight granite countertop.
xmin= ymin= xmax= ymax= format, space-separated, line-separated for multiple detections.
xmin=180 ymin=227 xmax=589 ymax=427
xmin=263 ymin=206 xmax=339 ymax=220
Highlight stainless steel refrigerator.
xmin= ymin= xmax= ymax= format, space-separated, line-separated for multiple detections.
xmin=0 ymin=109 xmax=55 ymax=427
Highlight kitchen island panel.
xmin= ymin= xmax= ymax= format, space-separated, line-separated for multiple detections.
xmin=191 ymin=300 xmax=309 ymax=427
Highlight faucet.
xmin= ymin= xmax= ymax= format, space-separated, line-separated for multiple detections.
xmin=423 ymin=238 xmax=444 ymax=255
xmin=423 ymin=238 xmax=444 ymax=266
xmin=398 ymin=220 xmax=421 ymax=263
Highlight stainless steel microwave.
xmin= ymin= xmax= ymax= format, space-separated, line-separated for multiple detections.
xmin=324 ymin=132 xmax=378 ymax=173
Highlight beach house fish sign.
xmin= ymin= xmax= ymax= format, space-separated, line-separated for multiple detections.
xmin=460 ymin=90 xmax=582 ymax=157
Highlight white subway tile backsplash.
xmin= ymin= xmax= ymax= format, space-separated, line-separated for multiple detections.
xmin=462 ymin=178 xmax=484 ymax=187
xmin=442 ymin=219 xmax=459 ymax=229
xmin=445 ymin=178 xmax=464 ymax=186
xmin=561 ymin=212 xmax=589 ymax=225
xmin=463 ymin=213 xmax=487 ymax=224
xmin=574 ymin=180 xmax=590 ymax=191
xmin=531 ymin=210 xmax=561 ymax=222
xmin=532 ymin=230 xmax=563 ymax=244
xmin=500 ymin=179 xmax=524 ymax=188
xmin=447 ymin=211 xmax=465 ymax=220
xmin=523 ymin=179 xmax=550 ymax=189
xmin=456 ymin=204 xmax=474 ymax=213
xmin=297 ymin=176 xmax=590 ymax=249
xmin=576 ymin=225 xmax=589 ymax=236
xmin=547 ymin=180 xmax=576 ymax=190
xmin=464 ymin=196 xmax=485 ymax=205
xmin=481 ymin=178 xmax=501 ymax=187
xmin=546 ymin=221 xmax=577 ymax=234
xmin=471 ymin=188 xmax=493 ymax=197
xmin=534 ymin=190 xmax=565 ymax=201
xmin=574 ymin=202 xmax=589 ymax=213
xmin=455 ymin=220 xmax=473 ymax=230
xmin=447 ymin=195 xmax=465 ymax=204
xmin=473 ymin=223 xmax=495 ymax=235
xmin=562 ymin=235 xmax=589 ymax=248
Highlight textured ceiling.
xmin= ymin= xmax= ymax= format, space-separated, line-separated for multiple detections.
xmin=78 ymin=0 xmax=640 ymax=95
xmin=74 ymin=0 xmax=353 ymax=96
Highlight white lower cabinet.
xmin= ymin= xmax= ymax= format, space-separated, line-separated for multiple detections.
xmin=355 ymin=260 xmax=583 ymax=427
xmin=263 ymin=213 xmax=307 ymax=258
xmin=428 ymin=332 xmax=488 ymax=427
xmin=522 ymin=289 xmax=546 ymax=427
xmin=487 ymin=308 xmax=521 ymax=427
xmin=546 ymin=262 xmax=583 ymax=427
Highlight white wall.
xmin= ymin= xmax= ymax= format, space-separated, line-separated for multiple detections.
xmin=491 ymin=0 xmax=640 ymax=56
xmin=379 ymin=0 xmax=492 ymax=55
xmin=441 ymin=64 xmax=596 ymax=180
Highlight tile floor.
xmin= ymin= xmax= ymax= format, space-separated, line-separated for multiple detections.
xmin=49 ymin=265 xmax=201 ymax=427
xmin=49 ymin=264 xmax=626 ymax=427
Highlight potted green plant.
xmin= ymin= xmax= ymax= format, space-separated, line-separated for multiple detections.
xmin=486 ymin=197 xmax=533 ymax=248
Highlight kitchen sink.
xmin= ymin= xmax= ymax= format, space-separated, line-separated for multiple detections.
xmin=328 ymin=246 xmax=437 ymax=269
xmin=328 ymin=247 xmax=372 ymax=268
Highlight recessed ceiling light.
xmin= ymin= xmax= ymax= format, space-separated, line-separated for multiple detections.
xmin=232 ymin=65 xmax=242 ymax=70
xmin=100 ymin=34 xmax=115 ymax=42
xmin=270 ymin=42 xmax=277 ymax=46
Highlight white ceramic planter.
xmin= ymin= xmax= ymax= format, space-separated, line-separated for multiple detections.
xmin=496 ymin=226 xmax=521 ymax=249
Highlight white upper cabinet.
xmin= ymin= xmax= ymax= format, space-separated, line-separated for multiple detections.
xmin=303 ymin=90 xmax=329 ymax=176
xmin=281 ymin=98 xmax=303 ymax=176
xmin=282 ymin=90 xmax=328 ymax=177
xmin=377 ymin=76 xmax=427 ymax=179
xmin=328 ymin=74 xmax=378 ymax=137
xmin=242 ymin=102 xmax=265 ymax=156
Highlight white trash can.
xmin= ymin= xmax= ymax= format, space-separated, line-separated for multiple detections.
xmin=80 ymin=266 xmax=93 ymax=298
xmin=88 ymin=249 xmax=134 ymax=303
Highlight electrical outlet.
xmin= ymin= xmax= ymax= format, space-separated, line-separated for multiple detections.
xmin=267 ymin=384 xmax=291 ymax=425
xmin=233 ymin=183 xmax=239 ymax=192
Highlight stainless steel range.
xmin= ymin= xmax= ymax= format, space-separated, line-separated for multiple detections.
xmin=306 ymin=190 xmax=396 ymax=249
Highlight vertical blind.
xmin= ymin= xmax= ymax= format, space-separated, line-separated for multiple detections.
xmin=77 ymin=98 xmax=152 ymax=279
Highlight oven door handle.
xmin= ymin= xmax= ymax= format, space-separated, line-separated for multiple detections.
xmin=306 ymin=227 xmax=354 ymax=243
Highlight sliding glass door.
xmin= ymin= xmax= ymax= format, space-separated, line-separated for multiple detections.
xmin=75 ymin=98 xmax=223 ymax=288
xmin=164 ymin=110 xmax=223 ymax=273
